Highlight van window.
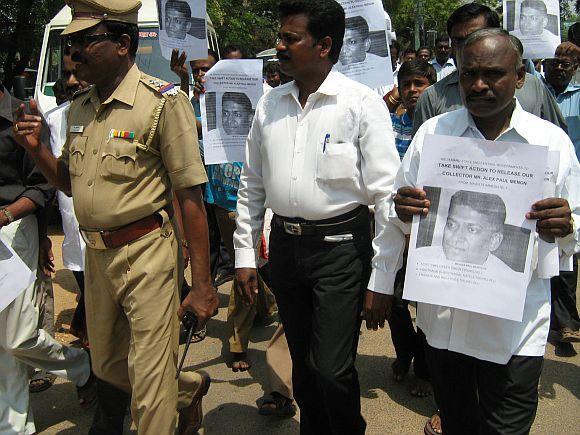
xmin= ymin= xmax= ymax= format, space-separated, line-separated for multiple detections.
xmin=41 ymin=25 xmax=218 ymax=96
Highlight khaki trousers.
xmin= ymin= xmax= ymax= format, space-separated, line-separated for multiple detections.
xmin=266 ymin=323 xmax=293 ymax=399
xmin=213 ymin=206 xmax=277 ymax=353
xmin=0 ymin=216 xmax=89 ymax=435
xmin=84 ymin=213 xmax=201 ymax=434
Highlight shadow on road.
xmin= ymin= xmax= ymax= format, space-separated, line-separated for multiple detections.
xmin=538 ymin=355 xmax=580 ymax=400
xmin=204 ymin=402 xmax=299 ymax=434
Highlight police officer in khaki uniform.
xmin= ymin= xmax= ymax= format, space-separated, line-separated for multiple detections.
xmin=12 ymin=1 xmax=219 ymax=434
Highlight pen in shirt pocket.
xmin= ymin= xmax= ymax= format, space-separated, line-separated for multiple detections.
xmin=322 ymin=133 xmax=330 ymax=153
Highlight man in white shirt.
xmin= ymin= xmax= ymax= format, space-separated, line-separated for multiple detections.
xmin=392 ymin=29 xmax=579 ymax=434
xmin=234 ymin=0 xmax=401 ymax=433
xmin=429 ymin=35 xmax=456 ymax=81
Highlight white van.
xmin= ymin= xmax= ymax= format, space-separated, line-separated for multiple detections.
xmin=34 ymin=0 xmax=219 ymax=114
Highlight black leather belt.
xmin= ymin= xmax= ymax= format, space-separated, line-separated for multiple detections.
xmin=273 ymin=206 xmax=369 ymax=236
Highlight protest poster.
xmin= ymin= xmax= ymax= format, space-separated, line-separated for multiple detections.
xmin=0 ymin=236 xmax=36 ymax=312
xmin=404 ymin=135 xmax=548 ymax=321
xmin=504 ymin=0 xmax=561 ymax=59
xmin=334 ymin=0 xmax=394 ymax=89
xmin=200 ymin=59 xmax=263 ymax=164
xmin=157 ymin=0 xmax=207 ymax=61
xmin=536 ymin=151 xmax=560 ymax=278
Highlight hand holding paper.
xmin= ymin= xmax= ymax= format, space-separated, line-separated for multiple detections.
xmin=527 ymin=198 xmax=573 ymax=238
xmin=394 ymin=186 xmax=430 ymax=223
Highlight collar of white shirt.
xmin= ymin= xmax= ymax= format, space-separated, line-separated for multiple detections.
xmin=447 ymin=98 xmax=527 ymax=141
xmin=280 ymin=69 xmax=343 ymax=102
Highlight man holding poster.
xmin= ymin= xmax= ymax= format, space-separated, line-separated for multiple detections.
xmin=392 ymin=29 xmax=580 ymax=434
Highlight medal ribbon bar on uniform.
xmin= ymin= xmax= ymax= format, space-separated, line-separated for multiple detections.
xmin=108 ymin=129 xmax=136 ymax=141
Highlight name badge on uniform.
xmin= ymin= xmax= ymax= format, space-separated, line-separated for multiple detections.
xmin=70 ymin=125 xmax=84 ymax=133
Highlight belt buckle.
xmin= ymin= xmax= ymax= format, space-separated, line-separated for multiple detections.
xmin=80 ymin=229 xmax=108 ymax=250
xmin=283 ymin=221 xmax=302 ymax=236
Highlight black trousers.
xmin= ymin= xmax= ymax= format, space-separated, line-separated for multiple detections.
xmin=205 ymin=202 xmax=233 ymax=280
xmin=388 ymin=263 xmax=429 ymax=379
xmin=269 ymin=216 xmax=372 ymax=435
xmin=426 ymin=345 xmax=543 ymax=435
xmin=550 ymin=255 xmax=579 ymax=332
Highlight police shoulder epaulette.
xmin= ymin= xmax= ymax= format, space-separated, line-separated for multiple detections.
xmin=141 ymin=75 xmax=179 ymax=98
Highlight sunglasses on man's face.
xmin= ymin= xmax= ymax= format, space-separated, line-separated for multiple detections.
xmin=192 ymin=66 xmax=211 ymax=75
xmin=65 ymin=32 xmax=116 ymax=48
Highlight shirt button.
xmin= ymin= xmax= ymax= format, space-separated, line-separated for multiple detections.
xmin=292 ymin=176 xmax=297 ymax=180
xmin=92 ymin=149 xmax=98 ymax=155
xmin=88 ymin=180 xmax=93 ymax=186
xmin=115 ymin=150 xmax=120 ymax=157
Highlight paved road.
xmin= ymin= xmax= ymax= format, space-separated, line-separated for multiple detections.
xmin=31 ymin=233 xmax=580 ymax=434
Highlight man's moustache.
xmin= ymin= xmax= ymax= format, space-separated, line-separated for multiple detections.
xmin=277 ymin=52 xmax=290 ymax=61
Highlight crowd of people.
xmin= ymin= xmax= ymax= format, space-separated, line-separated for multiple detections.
xmin=1 ymin=0 xmax=579 ymax=434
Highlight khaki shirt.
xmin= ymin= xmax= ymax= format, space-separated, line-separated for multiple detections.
xmin=60 ymin=64 xmax=207 ymax=230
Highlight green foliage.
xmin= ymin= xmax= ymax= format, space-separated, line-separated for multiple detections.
xmin=386 ymin=0 xmax=463 ymax=47
xmin=207 ymin=0 xmax=279 ymax=56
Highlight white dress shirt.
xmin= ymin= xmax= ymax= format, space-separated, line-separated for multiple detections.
xmin=234 ymin=70 xmax=403 ymax=293
xmin=45 ymin=102 xmax=86 ymax=272
xmin=430 ymin=57 xmax=456 ymax=81
xmin=392 ymin=101 xmax=580 ymax=364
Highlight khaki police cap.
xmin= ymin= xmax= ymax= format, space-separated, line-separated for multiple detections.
xmin=62 ymin=0 xmax=142 ymax=35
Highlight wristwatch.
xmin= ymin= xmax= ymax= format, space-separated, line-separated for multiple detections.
xmin=0 ymin=208 xmax=15 ymax=225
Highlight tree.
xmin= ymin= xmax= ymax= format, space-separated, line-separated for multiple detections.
xmin=207 ymin=0 xmax=279 ymax=56
xmin=385 ymin=0 xmax=463 ymax=47
xmin=0 ymin=0 xmax=65 ymax=88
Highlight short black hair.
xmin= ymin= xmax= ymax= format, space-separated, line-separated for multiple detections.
xmin=222 ymin=92 xmax=253 ymax=112
xmin=403 ymin=47 xmax=416 ymax=56
xmin=165 ymin=0 xmax=191 ymax=17
xmin=446 ymin=3 xmax=500 ymax=36
xmin=278 ymin=0 xmax=345 ymax=64
xmin=568 ymin=22 xmax=580 ymax=46
xmin=265 ymin=61 xmax=281 ymax=75
xmin=435 ymin=34 xmax=450 ymax=46
xmin=416 ymin=46 xmax=432 ymax=56
xmin=390 ymin=40 xmax=401 ymax=56
xmin=103 ymin=21 xmax=139 ymax=58
xmin=53 ymin=77 xmax=68 ymax=105
xmin=397 ymin=59 xmax=437 ymax=87
xmin=345 ymin=16 xmax=370 ymax=39
xmin=222 ymin=45 xmax=245 ymax=58
xmin=207 ymin=49 xmax=219 ymax=63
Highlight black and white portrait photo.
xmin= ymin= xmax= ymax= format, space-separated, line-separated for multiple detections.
xmin=335 ymin=0 xmax=393 ymax=89
xmin=504 ymin=0 xmax=561 ymax=58
xmin=204 ymin=91 xmax=255 ymax=137
xmin=221 ymin=92 xmax=254 ymax=136
xmin=157 ymin=0 xmax=207 ymax=61
xmin=339 ymin=16 xmax=388 ymax=66
xmin=416 ymin=187 xmax=530 ymax=273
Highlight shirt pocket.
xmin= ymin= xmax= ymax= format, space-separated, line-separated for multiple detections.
xmin=69 ymin=135 xmax=87 ymax=177
xmin=316 ymin=142 xmax=358 ymax=185
xmin=101 ymin=139 xmax=138 ymax=182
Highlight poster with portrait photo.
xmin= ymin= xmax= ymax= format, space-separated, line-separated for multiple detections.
xmin=200 ymin=59 xmax=263 ymax=164
xmin=0 ymin=236 xmax=36 ymax=312
xmin=503 ymin=0 xmax=561 ymax=59
xmin=334 ymin=0 xmax=394 ymax=89
xmin=157 ymin=0 xmax=207 ymax=61
xmin=404 ymin=135 xmax=548 ymax=321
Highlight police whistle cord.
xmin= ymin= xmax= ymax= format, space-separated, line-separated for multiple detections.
xmin=176 ymin=311 xmax=198 ymax=379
